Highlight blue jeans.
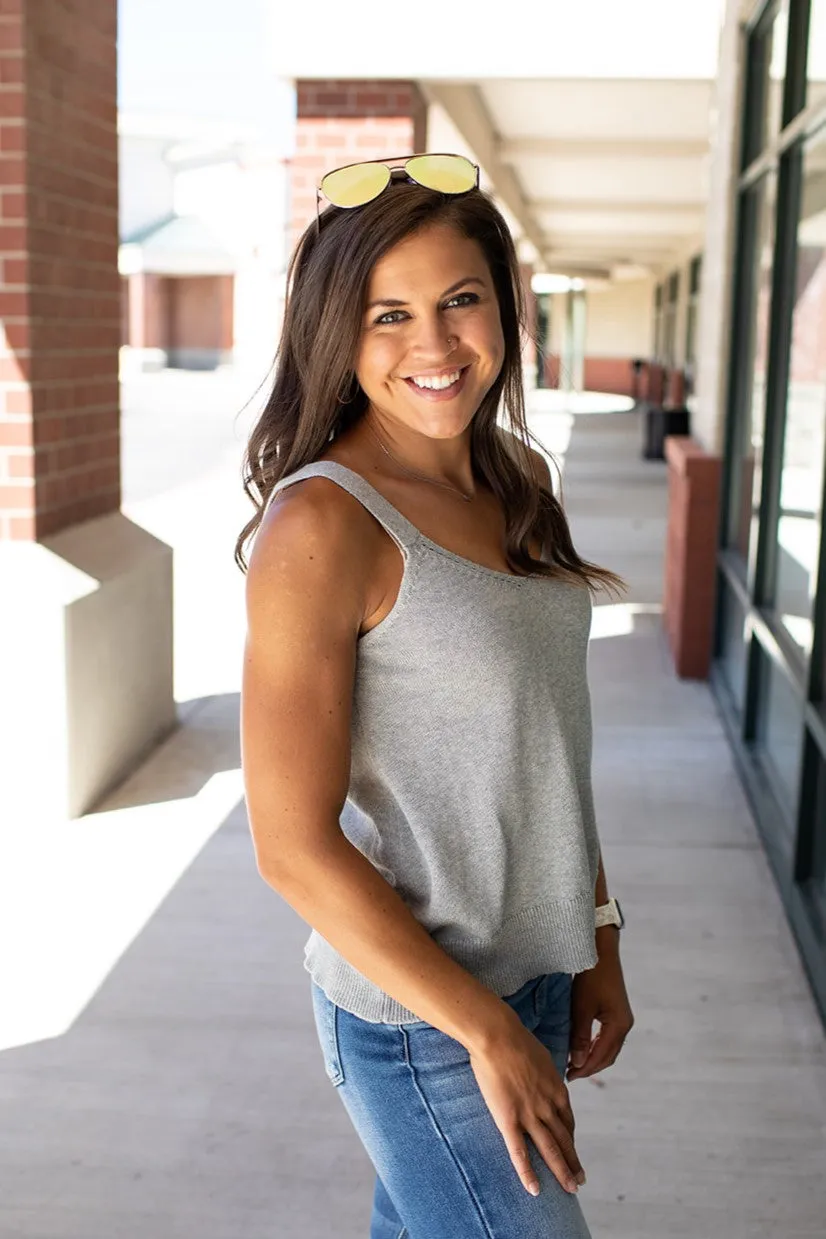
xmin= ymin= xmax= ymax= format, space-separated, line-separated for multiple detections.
xmin=310 ymin=973 xmax=593 ymax=1239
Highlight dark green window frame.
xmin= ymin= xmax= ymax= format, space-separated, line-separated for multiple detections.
xmin=714 ymin=0 xmax=826 ymax=1026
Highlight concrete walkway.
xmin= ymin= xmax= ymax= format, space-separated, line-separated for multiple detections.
xmin=2 ymin=386 xmax=825 ymax=1238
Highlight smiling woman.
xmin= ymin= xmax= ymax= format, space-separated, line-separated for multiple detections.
xmin=353 ymin=230 xmax=505 ymax=478
xmin=236 ymin=168 xmax=621 ymax=589
xmin=236 ymin=155 xmax=632 ymax=1239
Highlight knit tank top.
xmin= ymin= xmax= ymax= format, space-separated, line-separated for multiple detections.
xmin=270 ymin=459 xmax=600 ymax=1024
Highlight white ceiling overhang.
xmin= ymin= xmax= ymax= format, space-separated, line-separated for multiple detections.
xmin=425 ymin=78 xmax=713 ymax=279
xmin=270 ymin=0 xmax=726 ymax=281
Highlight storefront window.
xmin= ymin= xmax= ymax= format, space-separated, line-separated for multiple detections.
xmin=755 ymin=651 xmax=805 ymax=824
xmin=813 ymin=752 xmax=826 ymax=920
xmin=662 ymin=272 xmax=679 ymax=369
xmin=727 ymin=175 xmax=778 ymax=567
xmin=653 ymin=283 xmax=664 ymax=362
xmin=774 ymin=127 xmax=826 ymax=661
xmin=743 ymin=1 xmax=790 ymax=167
xmin=718 ymin=583 xmax=750 ymax=714
xmin=685 ymin=256 xmax=702 ymax=395
xmin=715 ymin=0 xmax=826 ymax=1032
xmin=808 ymin=0 xmax=826 ymax=109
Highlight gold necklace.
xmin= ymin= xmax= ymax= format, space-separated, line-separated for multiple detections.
xmin=364 ymin=419 xmax=474 ymax=503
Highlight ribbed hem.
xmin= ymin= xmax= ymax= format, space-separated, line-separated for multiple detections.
xmin=303 ymin=891 xmax=599 ymax=1025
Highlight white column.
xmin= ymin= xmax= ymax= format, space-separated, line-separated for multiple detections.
xmin=693 ymin=0 xmax=745 ymax=453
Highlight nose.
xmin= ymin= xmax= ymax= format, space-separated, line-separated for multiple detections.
xmin=409 ymin=312 xmax=456 ymax=361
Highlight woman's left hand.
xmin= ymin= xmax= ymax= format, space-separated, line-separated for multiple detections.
xmin=566 ymin=933 xmax=634 ymax=1082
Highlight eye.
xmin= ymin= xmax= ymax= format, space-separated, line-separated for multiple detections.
xmin=444 ymin=292 xmax=480 ymax=309
xmin=373 ymin=309 xmax=408 ymax=326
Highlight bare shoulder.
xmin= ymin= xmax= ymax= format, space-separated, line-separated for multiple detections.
xmin=498 ymin=427 xmax=553 ymax=490
xmin=245 ymin=474 xmax=374 ymax=639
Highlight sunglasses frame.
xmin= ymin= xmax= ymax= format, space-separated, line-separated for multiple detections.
xmin=315 ymin=152 xmax=480 ymax=232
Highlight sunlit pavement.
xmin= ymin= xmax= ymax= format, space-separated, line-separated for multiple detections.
xmin=1 ymin=373 xmax=825 ymax=1238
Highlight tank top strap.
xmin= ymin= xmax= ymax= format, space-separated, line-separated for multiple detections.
xmin=270 ymin=460 xmax=422 ymax=554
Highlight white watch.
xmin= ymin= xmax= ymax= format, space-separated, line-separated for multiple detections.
xmin=595 ymin=896 xmax=624 ymax=930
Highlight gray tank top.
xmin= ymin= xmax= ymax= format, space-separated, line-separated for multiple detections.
xmin=270 ymin=459 xmax=600 ymax=1024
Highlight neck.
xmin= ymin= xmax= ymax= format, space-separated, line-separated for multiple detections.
xmin=363 ymin=411 xmax=476 ymax=496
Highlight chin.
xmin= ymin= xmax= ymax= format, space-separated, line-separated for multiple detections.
xmin=412 ymin=408 xmax=475 ymax=436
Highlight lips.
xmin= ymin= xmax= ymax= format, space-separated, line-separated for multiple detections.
xmin=402 ymin=364 xmax=470 ymax=401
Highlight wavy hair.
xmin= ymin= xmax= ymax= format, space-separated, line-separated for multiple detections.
xmin=235 ymin=180 xmax=624 ymax=597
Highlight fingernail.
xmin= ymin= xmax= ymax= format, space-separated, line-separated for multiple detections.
xmin=528 ymin=1183 xmax=540 ymax=1197
xmin=576 ymin=1171 xmax=587 ymax=1186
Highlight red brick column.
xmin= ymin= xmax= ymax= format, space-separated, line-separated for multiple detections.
xmin=667 ymin=368 xmax=687 ymax=407
xmin=582 ymin=357 xmax=636 ymax=396
xmin=663 ymin=436 xmax=722 ymax=679
xmin=0 ymin=0 xmax=120 ymax=542
xmin=290 ymin=80 xmax=428 ymax=247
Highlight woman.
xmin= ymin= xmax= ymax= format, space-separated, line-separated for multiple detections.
xmin=238 ymin=153 xmax=634 ymax=1239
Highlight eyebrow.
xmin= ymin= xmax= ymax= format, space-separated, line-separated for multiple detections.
xmin=365 ymin=276 xmax=486 ymax=313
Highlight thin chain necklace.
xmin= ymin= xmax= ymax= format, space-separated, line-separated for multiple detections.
xmin=364 ymin=418 xmax=474 ymax=503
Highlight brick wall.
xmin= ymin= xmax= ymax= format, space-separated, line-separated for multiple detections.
xmin=290 ymin=80 xmax=427 ymax=248
xmin=167 ymin=275 xmax=234 ymax=351
xmin=583 ymin=357 xmax=636 ymax=397
xmin=542 ymin=355 xmax=661 ymax=398
xmin=663 ymin=436 xmax=722 ymax=679
xmin=0 ymin=0 xmax=120 ymax=541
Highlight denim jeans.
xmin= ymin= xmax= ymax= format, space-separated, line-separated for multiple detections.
xmin=310 ymin=972 xmax=593 ymax=1239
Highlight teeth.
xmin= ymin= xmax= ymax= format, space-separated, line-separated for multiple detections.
xmin=411 ymin=369 xmax=462 ymax=390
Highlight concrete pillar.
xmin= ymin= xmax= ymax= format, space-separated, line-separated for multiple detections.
xmin=694 ymin=0 xmax=745 ymax=453
xmin=0 ymin=1 xmax=174 ymax=821
xmin=290 ymin=80 xmax=428 ymax=246
xmin=519 ymin=261 xmax=538 ymax=391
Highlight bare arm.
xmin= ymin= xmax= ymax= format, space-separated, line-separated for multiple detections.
xmin=240 ymin=479 xmax=517 ymax=1055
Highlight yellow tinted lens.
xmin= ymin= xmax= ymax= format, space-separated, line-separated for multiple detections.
xmin=406 ymin=154 xmax=476 ymax=194
xmin=320 ymin=162 xmax=390 ymax=208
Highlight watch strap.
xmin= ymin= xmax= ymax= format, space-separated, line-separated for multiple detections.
xmin=595 ymin=896 xmax=624 ymax=929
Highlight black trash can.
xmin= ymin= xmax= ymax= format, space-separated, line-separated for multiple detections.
xmin=642 ymin=405 xmax=690 ymax=461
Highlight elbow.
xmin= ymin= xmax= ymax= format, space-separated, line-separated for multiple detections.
xmin=256 ymin=854 xmax=295 ymax=893
xmin=251 ymin=822 xmax=346 ymax=893
xmin=256 ymin=846 xmax=319 ymax=896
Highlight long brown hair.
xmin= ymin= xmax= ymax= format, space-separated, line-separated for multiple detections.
xmin=236 ymin=181 xmax=624 ymax=596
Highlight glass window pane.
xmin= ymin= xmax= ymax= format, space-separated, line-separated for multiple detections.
xmin=812 ymin=752 xmax=826 ymax=918
xmin=685 ymin=257 xmax=702 ymax=391
xmin=807 ymin=1 xmax=826 ymax=110
xmin=654 ymin=283 xmax=663 ymax=361
xmin=727 ymin=175 xmax=778 ymax=567
xmin=768 ymin=3 xmax=790 ymax=132
xmin=717 ymin=582 xmax=749 ymax=713
xmin=775 ymin=127 xmax=826 ymax=662
xmin=662 ymin=273 xmax=680 ymax=368
xmin=744 ymin=2 xmax=790 ymax=166
xmin=755 ymin=649 xmax=805 ymax=823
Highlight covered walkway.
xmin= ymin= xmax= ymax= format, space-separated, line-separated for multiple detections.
xmin=2 ymin=388 xmax=824 ymax=1238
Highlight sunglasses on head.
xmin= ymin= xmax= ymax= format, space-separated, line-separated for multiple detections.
xmin=315 ymin=152 xmax=480 ymax=229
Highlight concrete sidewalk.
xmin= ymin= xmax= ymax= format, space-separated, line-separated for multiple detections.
xmin=2 ymin=394 xmax=825 ymax=1238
